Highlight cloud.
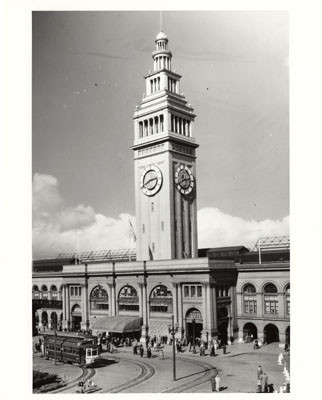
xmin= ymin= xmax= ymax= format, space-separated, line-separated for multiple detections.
xmin=33 ymin=173 xmax=289 ymax=259
xmin=32 ymin=173 xmax=135 ymax=258
xmin=197 ymin=207 xmax=289 ymax=250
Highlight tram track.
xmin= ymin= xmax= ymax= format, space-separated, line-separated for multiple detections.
xmin=162 ymin=356 xmax=218 ymax=393
xmin=52 ymin=365 xmax=97 ymax=393
xmin=100 ymin=356 xmax=156 ymax=393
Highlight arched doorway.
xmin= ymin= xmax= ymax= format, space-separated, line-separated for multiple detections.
xmin=41 ymin=311 xmax=48 ymax=327
xmin=51 ymin=311 xmax=58 ymax=329
xmin=185 ymin=308 xmax=203 ymax=341
xmin=243 ymin=322 xmax=258 ymax=341
xmin=285 ymin=326 xmax=290 ymax=346
xmin=263 ymin=323 xmax=279 ymax=344
xmin=217 ymin=307 xmax=229 ymax=345
xmin=71 ymin=304 xmax=82 ymax=331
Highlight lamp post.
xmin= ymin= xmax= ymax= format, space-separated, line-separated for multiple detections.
xmin=192 ymin=318 xmax=196 ymax=354
xmin=168 ymin=315 xmax=179 ymax=381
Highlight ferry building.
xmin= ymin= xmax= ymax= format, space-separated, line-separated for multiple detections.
xmin=32 ymin=31 xmax=290 ymax=347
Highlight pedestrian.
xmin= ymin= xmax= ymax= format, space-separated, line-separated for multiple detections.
xmin=140 ymin=345 xmax=144 ymax=357
xmin=223 ymin=344 xmax=227 ymax=354
xmin=261 ymin=372 xmax=267 ymax=393
xmin=210 ymin=343 xmax=215 ymax=356
xmin=256 ymin=379 xmax=262 ymax=393
xmin=257 ymin=365 xmax=263 ymax=379
xmin=215 ymin=373 xmax=220 ymax=392
xmin=211 ymin=376 xmax=216 ymax=392
xmin=147 ymin=346 xmax=152 ymax=358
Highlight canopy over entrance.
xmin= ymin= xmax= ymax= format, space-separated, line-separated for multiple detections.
xmin=91 ymin=316 xmax=143 ymax=334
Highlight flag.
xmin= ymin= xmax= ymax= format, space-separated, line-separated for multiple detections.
xmin=149 ymin=246 xmax=153 ymax=260
xmin=129 ymin=219 xmax=136 ymax=242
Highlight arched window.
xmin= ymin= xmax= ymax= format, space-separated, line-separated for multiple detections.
xmin=90 ymin=285 xmax=109 ymax=311
xmin=119 ymin=285 xmax=139 ymax=312
xmin=33 ymin=285 xmax=40 ymax=299
xmin=285 ymin=284 xmax=290 ymax=315
xmin=150 ymin=285 xmax=173 ymax=313
xmin=50 ymin=285 xmax=58 ymax=299
xmin=243 ymin=284 xmax=257 ymax=314
xmin=263 ymin=283 xmax=278 ymax=314
xmin=41 ymin=285 xmax=48 ymax=299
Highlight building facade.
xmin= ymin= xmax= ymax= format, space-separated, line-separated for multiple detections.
xmin=32 ymin=31 xmax=290 ymax=346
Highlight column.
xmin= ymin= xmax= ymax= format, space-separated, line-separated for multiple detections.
xmin=140 ymin=283 xmax=149 ymax=341
xmin=178 ymin=284 xmax=183 ymax=337
xmin=66 ymin=285 xmax=70 ymax=329
xmin=82 ymin=284 xmax=89 ymax=329
xmin=111 ymin=284 xmax=116 ymax=316
xmin=107 ymin=284 xmax=113 ymax=316
xmin=139 ymin=283 xmax=144 ymax=319
xmin=48 ymin=290 xmax=52 ymax=300
xmin=257 ymin=292 xmax=263 ymax=318
xmin=172 ymin=283 xmax=178 ymax=324
xmin=230 ymin=286 xmax=238 ymax=340
xmin=278 ymin=292 xmax=285 ymax=317
xmin=211 ymin=285 xmax=218 ymax=340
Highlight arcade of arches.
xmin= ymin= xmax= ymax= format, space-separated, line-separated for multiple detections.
xmin=33 ymin=275 xmax=289 ymax=345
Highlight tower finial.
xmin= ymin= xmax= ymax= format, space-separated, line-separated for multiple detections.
xmin=160 ymin=10 xmax=163 ymax=32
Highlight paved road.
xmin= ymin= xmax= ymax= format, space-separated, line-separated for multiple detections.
xmin=33 ymin=340 xmax=290 ymax=393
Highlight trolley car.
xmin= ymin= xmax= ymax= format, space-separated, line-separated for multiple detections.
xmin=43 ymin=334 xmax=100 ymax=366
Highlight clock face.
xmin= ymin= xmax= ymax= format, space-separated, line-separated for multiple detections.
xmin=140 ymin=165 xmax=163 ymax=196
xmin=175 ymin=165 xmax=194 ymax=195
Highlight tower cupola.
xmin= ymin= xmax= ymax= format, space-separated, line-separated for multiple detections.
xmin=152 ymin=31 xmax=172 ymax=71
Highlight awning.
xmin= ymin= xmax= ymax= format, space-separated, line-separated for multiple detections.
xmin=91 ymin=316 xmax=143 ymax=334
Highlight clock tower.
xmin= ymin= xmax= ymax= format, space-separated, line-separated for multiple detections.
xmin=133 ymin=31 xmax=199 ymax=261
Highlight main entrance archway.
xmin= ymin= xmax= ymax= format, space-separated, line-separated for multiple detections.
xmin=217 ymin=306 xmax=229 ymax=345
xmin=185 ymin=308 xmax=203 ymax=341
xmin=71 ymin=304 xmax=82 ymax=331
xmin=263 ymin=323 xmax=279 ymax=344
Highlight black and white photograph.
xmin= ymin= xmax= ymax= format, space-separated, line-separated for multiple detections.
xmin=2 ymin=2 xmax=322 ymax=399
xmin=31 ymin=10 xmax=290 ymax=394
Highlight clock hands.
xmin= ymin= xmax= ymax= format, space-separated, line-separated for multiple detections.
xmin=145 ymin=176 xmax=157 ymax=187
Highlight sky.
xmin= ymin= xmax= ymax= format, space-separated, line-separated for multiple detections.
xmin=32 ymin=11 xmax=289 ymax=258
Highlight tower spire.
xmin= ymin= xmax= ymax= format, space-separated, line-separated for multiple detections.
xmin=160 ymin=10 xmax=163 ymax=32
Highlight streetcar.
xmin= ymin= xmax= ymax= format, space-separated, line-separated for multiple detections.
xmin=43 ymin=334 xmax=100 ymax=366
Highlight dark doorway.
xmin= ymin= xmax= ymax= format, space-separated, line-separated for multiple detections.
xmin=186 ymin=322 xmax=203 ymax=339
xmin=217 ymin=321 xmax=228 ymax=345
xmin=185 ymin=308 xmax=203 ymax=344
xmin=285 ymin=326 xmax=290 ymax=345
xmin=263 ymin=323 xmax=279 ymax=344
xmin=72 ymin=316 xmax=82 ymax=331
xmin=243 ymin=322 xmax=258 ymax=341
xmin=51 ymin=311 xmax=57 ymax=327
xmin=217 ymin=307 xmax=229 ymax=345
xmin=41 ymin=311 xmax=48 ymax=327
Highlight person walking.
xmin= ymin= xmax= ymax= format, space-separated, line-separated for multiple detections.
xmin=257 ymin=365 xmax=263 ymax=379
xmin=140 ymin=345 xmax=144 ymax=357
xmin=215 ymin=373 xmax=221 ymax=392
xmin=262 ymin=372 xmax=268 ymax=393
